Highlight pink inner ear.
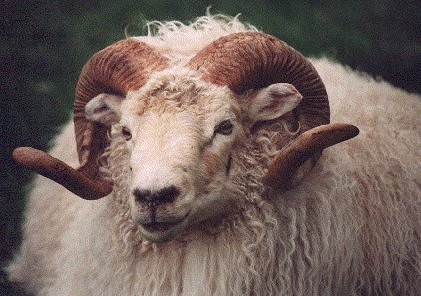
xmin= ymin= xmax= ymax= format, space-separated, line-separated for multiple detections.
xmin=286 ymin=84 xmax=300 ymax=95
xmin=265 ymin=84 xmax=302 ymax=111
xmin=267 ymin=99 xmax=282 ymax=110
xmin=268 ymin=83 xmax=302 ymax=99
xmin=249 ymin=83 xmax=302 ymax=123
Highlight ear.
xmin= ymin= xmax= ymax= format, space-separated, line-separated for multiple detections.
xmin=248 ymin=83 xmax=302 ymax=124
xmin=85 ymin=93 xmax=123 ymax=126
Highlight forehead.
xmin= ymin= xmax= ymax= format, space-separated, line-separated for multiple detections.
xmin=121 ymin=68 xmax=237 ymax=118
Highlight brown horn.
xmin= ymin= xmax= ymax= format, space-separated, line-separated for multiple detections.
xmin=187 ymin=32 xmax=357 ymax=189
xmin=187 ymin=32 xmax=330 ymax=132
xmin=13 ymin=147 xmax=112 ymax=200
xmin=14 ymin=39 xmax=168 ymax=199
xmin=263 ymin=124 xmax=359 ymax=190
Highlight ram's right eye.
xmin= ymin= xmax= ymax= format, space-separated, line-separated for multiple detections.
xmin=214 ymin=120 xmax=234 ymax=136
xmin=122 ymin=127 xmax=132 ymax=141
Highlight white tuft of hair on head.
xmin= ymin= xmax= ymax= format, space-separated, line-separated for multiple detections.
xmin=131 ymin=9 xmax=259 ymax=63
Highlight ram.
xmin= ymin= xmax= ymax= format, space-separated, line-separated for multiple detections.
xmin=7 ymin=14 xmax=420 ymax=295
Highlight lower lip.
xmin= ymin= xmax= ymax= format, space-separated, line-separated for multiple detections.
xmin=140 ymin=212 xmax=190 ymax=234
xmin=142 ymin=221 xmax=179 ymax=232
xmin=139 ymin=219 xmax=187 ymax=242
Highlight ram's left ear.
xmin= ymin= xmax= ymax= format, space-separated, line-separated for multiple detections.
xmin=247 ymin=83 xmax=303 ymax=124
xmin=85 ymin=93 xmax=123 ymax=126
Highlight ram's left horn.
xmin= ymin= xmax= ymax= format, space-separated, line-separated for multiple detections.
xmin=263 ymin=123 xmax=359 ymax=190
xmin=13 ymin=147 xmax=113 ymax=200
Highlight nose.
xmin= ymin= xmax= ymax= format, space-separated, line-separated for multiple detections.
xmin=132 ymin=185 xmax=180 ymax=205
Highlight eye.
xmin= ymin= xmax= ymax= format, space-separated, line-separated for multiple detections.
xmin=214 ymin=120 xmax=233 ymax=136
xmin=122 ymin=127 xmax=132 ymax=141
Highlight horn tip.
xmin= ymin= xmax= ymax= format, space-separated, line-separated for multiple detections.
xmin=13 ymin=147 xmax=40 ymax=165
xmin=337 ymin=123 xmax=359 ymax=140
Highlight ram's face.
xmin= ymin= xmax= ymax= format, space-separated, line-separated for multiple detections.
xmin=85 ymin=68 xmax=302 ymax=242
xmin=118 ymin=73 xmax=241 ymax=242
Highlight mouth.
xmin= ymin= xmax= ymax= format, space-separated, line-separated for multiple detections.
xmin=142 ymin=220 xmax=181 ymax=232
xmin=138 ymin=213 xmax=190 ymax=242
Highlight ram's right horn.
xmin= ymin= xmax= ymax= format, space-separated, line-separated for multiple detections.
xmin=13 ymin=147 xmax=113 ymax=199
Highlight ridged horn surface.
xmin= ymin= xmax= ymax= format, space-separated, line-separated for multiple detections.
xmin=187 ymin=32 xmax=330 ymax=133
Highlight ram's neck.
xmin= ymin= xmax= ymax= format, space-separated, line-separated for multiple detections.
xmin=99 ymin=192 xmax=282 ymax=295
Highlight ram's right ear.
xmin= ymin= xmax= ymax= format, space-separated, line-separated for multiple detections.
xmin=85 ymin=93 xmax=123 ymax=126
xmin=247 ymin=83 xmax=302 ymax=125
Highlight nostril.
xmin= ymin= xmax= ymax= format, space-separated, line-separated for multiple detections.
xmin=132 ymin=188 xmax=151 ymax=203
xmin=132 ymin=186 xmax=180 ymax=204
xmin=157 ymin=186 xmax=180 ymax=204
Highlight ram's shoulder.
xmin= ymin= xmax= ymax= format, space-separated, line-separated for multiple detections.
xmin=311 ymin=58 xmax=420 ymax=128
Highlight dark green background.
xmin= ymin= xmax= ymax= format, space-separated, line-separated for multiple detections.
xmin=1 ymin=1 xmax=419 ymax=294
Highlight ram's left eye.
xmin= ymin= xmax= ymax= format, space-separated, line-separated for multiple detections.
xmin=122 ymin=127 xmax=132 ymax=141
xmin=214 ymin=120 xmax=233 ymax=135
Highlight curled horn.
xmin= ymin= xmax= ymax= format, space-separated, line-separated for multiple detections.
xmin=14 ymin=39 xmax=168 ymax=199
xmin=188 ymin=32 xmax=358 ymax=189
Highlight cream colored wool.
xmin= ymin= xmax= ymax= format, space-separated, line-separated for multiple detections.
xmin=7 ymin=13 xmax=421 ymax=295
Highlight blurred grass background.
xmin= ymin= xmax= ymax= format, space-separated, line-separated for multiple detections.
xmin=0 ymin=0 xmax=419 ymax=294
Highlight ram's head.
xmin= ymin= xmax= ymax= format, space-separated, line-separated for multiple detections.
xmin=14 ymin=33 xmax=358 ymax=242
